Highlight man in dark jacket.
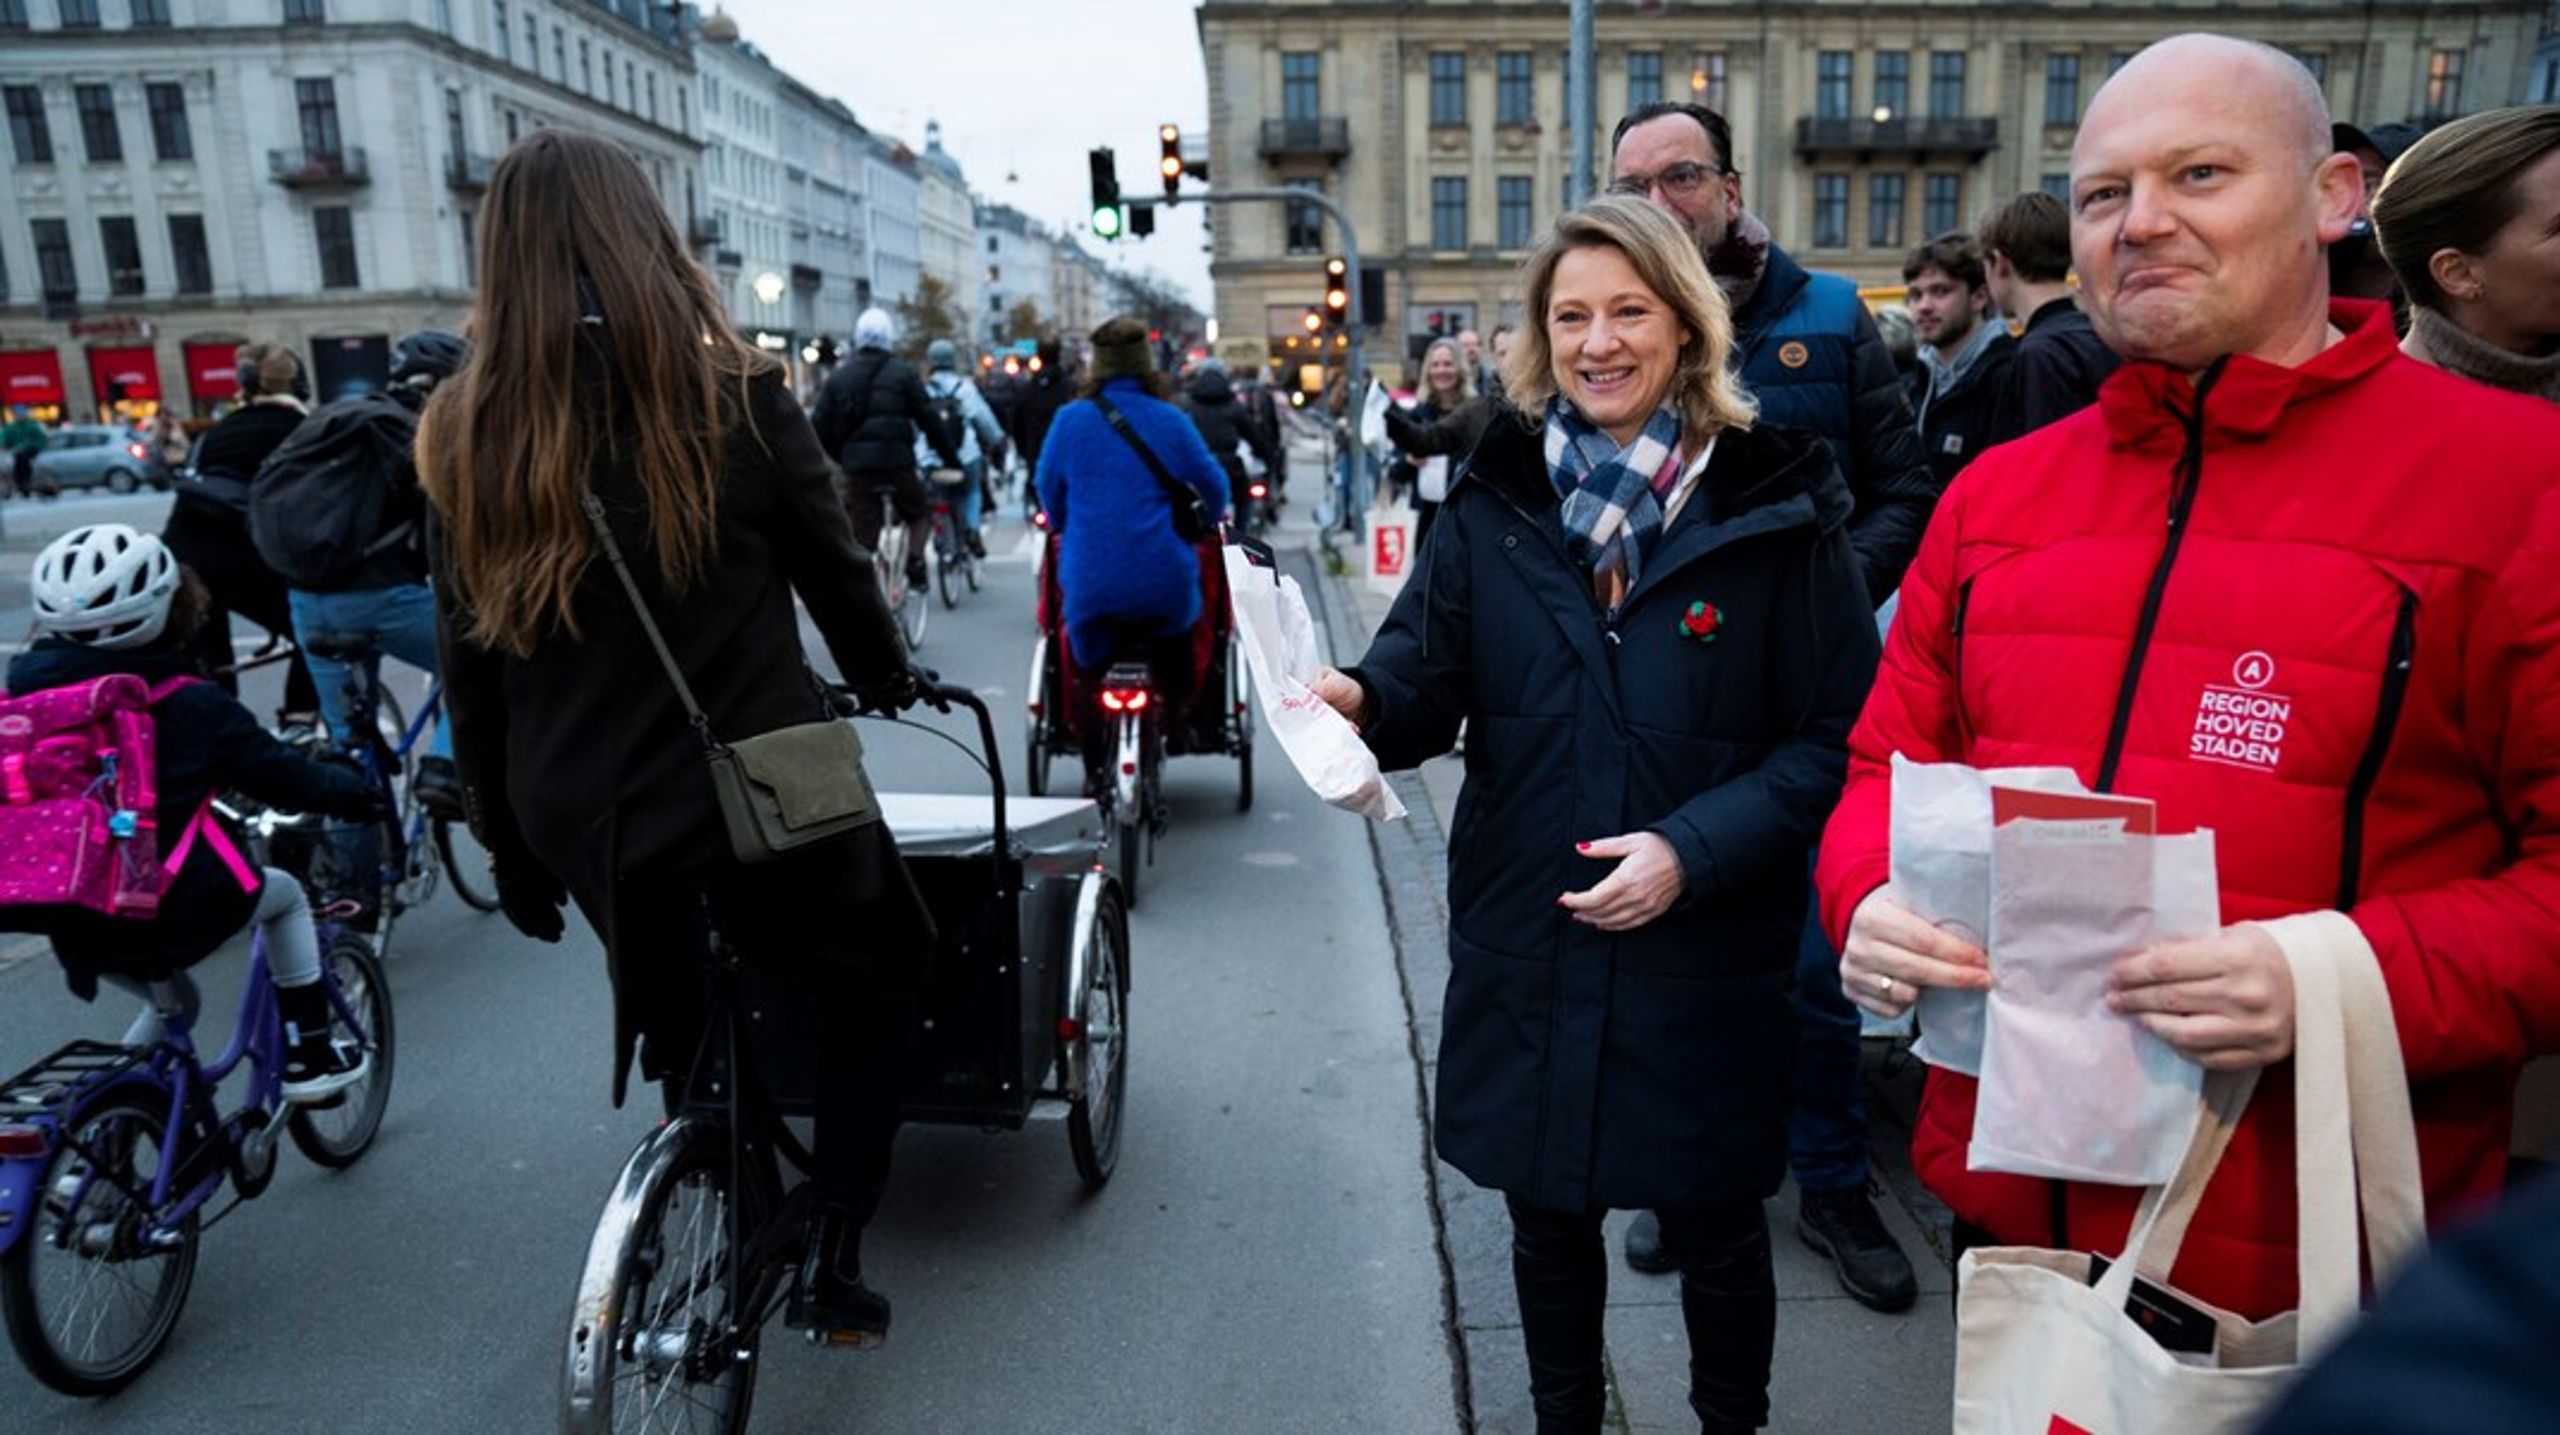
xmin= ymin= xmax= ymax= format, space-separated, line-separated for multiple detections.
xmin=1611 ymin=102 xmax=1936 ymax=603
xmin=1979 ymin=191 xmax=2120 ymax=445
xmin=1177 ymin=358 xmax=1275 ymax=494
xmin=811 ymin=307 xmax=960 ymax=587
xmin=1903 ymin=233 xmax=2017 ymax=490
xmin=1007 ymin=337 xmax=1073 ymax=512
xmin=1611 ymin=100 xmax=1925 ymax=1311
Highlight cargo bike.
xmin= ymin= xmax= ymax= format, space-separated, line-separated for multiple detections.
xmin=561 ymin=684 xmax=1130 ymax=1433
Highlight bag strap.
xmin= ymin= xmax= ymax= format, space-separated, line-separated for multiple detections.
xmin=580 ymin=493 xmax=725 ymax=752
xmin=1092 ymin=392 xmax=1204 ymax=518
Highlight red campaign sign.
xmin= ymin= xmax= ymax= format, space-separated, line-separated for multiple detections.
xmin=0 ymin=349 xmax=67 ymax=408
xmin=86 ymin=345 xmax=162 ymax=404
xmin=1373 ymin=523 xmax=1408 ymax=578
xmin=183 ymin=341 xmax=242 ymax=401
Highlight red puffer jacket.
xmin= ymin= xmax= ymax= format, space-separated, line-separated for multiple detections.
xmin=1817 ymin=300 xmax=2560 ymax=1320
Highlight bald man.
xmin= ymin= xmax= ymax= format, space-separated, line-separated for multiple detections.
xmin=1816 ymin=33 xmax=2560 ymax=1326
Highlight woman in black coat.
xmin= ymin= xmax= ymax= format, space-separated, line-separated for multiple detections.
xmin=420 ymin=130 xmax=933 ymax=1347
xmin=1383 ymin=335 xmax=1496 ymax=550
xmin=1317 ymin=196 xmax=1877 ymax=1433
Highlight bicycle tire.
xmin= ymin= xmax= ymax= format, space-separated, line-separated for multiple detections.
xmin=899 ymin=579 xmax=929 ymax=650
xmin=288 ymin=938 xmax=397 ymax=1168
xmin=565 ymin=1122 xmax=756 ymax=1435
xmin=1067 ymin=892 xmax=1131 ymax=1189
xmin=934 ymin=519 xmax=962 ymax=609
xmin=437 ymin=818 xmax=501 ymax=913
xmin=0 ymin=1085 xmax=199 ymax=1396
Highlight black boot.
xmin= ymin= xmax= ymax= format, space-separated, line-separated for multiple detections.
xmin=1796 ymin=1185 xmax=1918 ymax=1312
xmin=1622 ymin=1209 xmax=1677 ymax=1274
xmin=276 ymin=980 xmax=363 ymax=1107
xmin=413 ymin=755 xmax=465 ymax=820
xmin=787 ymin=1203 xmax=891 ymax=1349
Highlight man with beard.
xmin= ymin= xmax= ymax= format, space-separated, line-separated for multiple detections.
xmin=1902 ymin=232 xmax=2016 ymax=489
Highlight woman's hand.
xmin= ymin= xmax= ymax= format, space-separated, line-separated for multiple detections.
xmin=1558 ymin=832 xmax=1685 ymax=931
xmin=1311 ymin=667 xmax=1366 ymax=724
xmin=1841 ymin=886 xmax=1991 ymax=1018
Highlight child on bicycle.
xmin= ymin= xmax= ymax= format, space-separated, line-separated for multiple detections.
xmin=6 ymin=524 xmax=384 ymax=1102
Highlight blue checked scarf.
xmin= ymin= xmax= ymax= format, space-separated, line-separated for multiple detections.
xmin=1545 ymin=396 xmax=1685 ymax=606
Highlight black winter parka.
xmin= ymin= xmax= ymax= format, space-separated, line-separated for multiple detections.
xmin=811 ymin=347 xmax=959 ymax=478
xmin=1343 ymin=413 xmax=1878 ymax=1212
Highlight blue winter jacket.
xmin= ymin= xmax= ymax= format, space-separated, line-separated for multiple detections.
xmin=1035 ymin=378 xmax=1231 ymax=668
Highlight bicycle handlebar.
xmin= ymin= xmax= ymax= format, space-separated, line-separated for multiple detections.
xmin=829 ymin=678 xmax=1011 ymax=862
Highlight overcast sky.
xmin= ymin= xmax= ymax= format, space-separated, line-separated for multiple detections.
xmin=718 ymin=0 xmax=1214 ymax=309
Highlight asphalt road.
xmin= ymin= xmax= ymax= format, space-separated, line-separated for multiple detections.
xmin=0 ymin=500 xmax=1458 ymax=1432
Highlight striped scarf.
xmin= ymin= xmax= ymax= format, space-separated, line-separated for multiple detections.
xmin=1545 ymin=396 xmax=1684 ymax=606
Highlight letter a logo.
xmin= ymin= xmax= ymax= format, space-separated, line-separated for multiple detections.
xmin=2233 ymin=651 xmax=2276 ymax=690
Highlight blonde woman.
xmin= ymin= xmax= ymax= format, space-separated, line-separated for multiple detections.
xmin=1314 ymin=195 xmax=1876 ymax=1432
xmin=1384 ymin=334 xmax=1496 ymax=548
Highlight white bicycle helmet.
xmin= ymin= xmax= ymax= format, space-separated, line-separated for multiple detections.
xmin=30 ymin=524 xmax=181 ymax=651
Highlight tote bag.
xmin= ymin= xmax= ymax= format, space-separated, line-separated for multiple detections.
xmin=1950 ymin=910 xmax=2426 ymax=1434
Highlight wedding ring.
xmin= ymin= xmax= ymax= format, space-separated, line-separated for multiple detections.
xmin=1874 ymin=973 xmax=1894 ymax=997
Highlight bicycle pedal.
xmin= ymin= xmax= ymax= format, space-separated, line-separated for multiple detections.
xmin=804 ymin=1326 xmax=888 ymax=1352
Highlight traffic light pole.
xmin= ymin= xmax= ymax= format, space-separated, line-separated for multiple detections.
xmin=1130 ymin=187 xmax=1376 ymax=536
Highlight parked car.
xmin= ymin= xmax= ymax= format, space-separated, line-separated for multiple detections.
xmin=28 ymin=425 xmax=173 ymax=495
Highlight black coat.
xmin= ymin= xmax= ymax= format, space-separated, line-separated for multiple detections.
xmin=810 ymin=347 xmax=959 ymax=478
xmin=1906 ymin=328 xmax=2018 ymax=490
xmin=436 ymin=367 xmax=934 ymax=1105
xmin=1983 ymin=296 xmax=2122 ymax=447
xmin=1343 ymin=414 xmax=1878 ymax=1212
xmin=2 ymin=639 xmax=376 ymax=996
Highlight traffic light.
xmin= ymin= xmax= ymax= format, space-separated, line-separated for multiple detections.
xmin=1158 ymin=123 xmax=1183 ymax=200
xmin=1088 ymin=147 xmax=1122 ymax=239
xmin=1323 ymin=257 xmax=1350 ymax=325
xmin=1301 ymin=307 xmax=1324 ymax=335
xmin=1130 ymin=204 xmax=1156 ymax=238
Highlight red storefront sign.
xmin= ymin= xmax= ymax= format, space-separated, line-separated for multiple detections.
xmin=183 ymin=341 xmax=243 ymax=402
xmin=86 ymin=345 xmax=163 ymax=405
xmin=0 ymin=349 xmax=68 ymax=408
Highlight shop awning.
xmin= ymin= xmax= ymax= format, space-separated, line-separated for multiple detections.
xmin=0 ymin=349 xmax=67 ymax=409
xmin=183 ymin=341 xmax=243 ymax=402
xmin=87 ymin=345 xmax=163 ymax=404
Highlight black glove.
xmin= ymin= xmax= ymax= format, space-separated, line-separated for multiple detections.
xmin=852 ymin=663 xmax=938 ymax=716
xmin=494 ymin=852 xmax=567 ymax=943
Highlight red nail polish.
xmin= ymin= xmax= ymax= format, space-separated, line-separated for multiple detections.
xmin=1576 ymin=841 xmax=1591 ymax=851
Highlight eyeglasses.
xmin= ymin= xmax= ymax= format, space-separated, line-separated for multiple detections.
xmin=1606 ymin=160 xmax=1729 ymax=200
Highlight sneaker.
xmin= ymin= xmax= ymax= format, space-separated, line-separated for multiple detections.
xmin=786 ymin=1206 xmax=891 ymax=1349
xmin=413 ymin=756 xmax=465 ymax=820
xmin=1795 ymin=1185 xmax=1919 ymax=1312
xmin=904 ymin=560 xmax=930 ymax=591
xmin=1621 ymin=1209 xmax=1677 ymax=1274
xmin=965 ymin=529 xmax=987 ymax=560
xmin=282 ymin=1032 xmax=367 ymax=1106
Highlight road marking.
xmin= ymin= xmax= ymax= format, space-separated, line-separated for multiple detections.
xmin=1241 ymin=851 xmax=1301 ymax=868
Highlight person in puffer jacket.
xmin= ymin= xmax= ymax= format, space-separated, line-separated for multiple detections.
xmin=1818 ymin=34 xmax=2560 ymax=1323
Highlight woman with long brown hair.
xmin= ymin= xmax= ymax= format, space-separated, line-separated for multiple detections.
xmin=418 ymin=127 xmax=933 ymax=1344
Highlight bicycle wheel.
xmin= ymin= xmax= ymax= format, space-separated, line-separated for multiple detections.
xmin=1067 ymin=893 xmax=1131 ymax=1189
xmin=935 ymin=522 xmax=961 ymax=610
xmin=437 ymin=818 xmax=501 ymax=913
xmin=288 ymin=938 xmax=397 ymax=1168
xmin=566 ymin=1123 xmax=756 ymax=1435
xmin=0 ymin=1085 xmax=198 ymax=1395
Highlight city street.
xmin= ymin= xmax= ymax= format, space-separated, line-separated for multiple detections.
xmin=0 ymin=500 xmax=1459 ymax=1432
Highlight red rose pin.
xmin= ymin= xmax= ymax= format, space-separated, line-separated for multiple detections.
xmin=1680 ymin=600 xmax=1723 ymax=642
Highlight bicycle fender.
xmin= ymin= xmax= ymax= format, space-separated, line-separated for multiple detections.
xmin=1060 ymin=871 xmax=1113 ymax=1101
xmin=562 ymin=1116 xmax=712 ymax=1432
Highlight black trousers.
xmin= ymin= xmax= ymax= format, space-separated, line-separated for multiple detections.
xmin=1072 ymin=628 xmax=1197 ymax=796
xmin=1506 ymin=1195 xmax=1776 ymax=1434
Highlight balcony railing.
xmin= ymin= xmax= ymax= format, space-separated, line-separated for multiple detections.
xmin=446 ymin=151 xmax=494 ymax=193
xmin=268 ymin=146 xmax=370 ymax=187
xmin=688 ymin=212 xmax=726 ymax=248
xmin=1259 ymin=116 xmax=1351 ymax=161
xmin=1793 ymin=116 xmax=1999 ymax=157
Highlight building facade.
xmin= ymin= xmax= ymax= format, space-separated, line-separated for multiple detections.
xmin=2 ymin=0 xmax=697 ymax=418
xmin=913 ymin=119 xmax=980 ymax=339
xmin=694 ymin=26 xmax=793 ymax=355
xmin=775 ymin=76 xmax=867 ymax=367
xmin=1198 ymin=0 xmax=2546 ymax=383
xmin=978 ymin=201 xmax=1058 ymax=348
xmin=860 ymin=132 xmax=922 ymax=316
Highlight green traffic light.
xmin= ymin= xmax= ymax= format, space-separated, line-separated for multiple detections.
xmin=1092 ymin=206 xmax=1123 ymax=239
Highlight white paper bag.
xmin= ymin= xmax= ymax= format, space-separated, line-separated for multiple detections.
xmin=1415 ymin=454 xmax=1451 ymax=503
xmin=1222 ymin=546 xmax=1407 ymax=821
xmin=1366 ymin=501 xmax=1417 ymax=598
xmin=1359 ymin=379 xmax=1392 ymax=449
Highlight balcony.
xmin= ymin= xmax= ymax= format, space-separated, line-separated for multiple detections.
xmin=1258 ymin=116 xmax=1351 ymax=162
xmin=688 ymin=212 xmax=726 ymax=249
xmin=268 ymin=146 xmax=370 ymax=188
xmin=1794 ymin=116 xmax=1999 ymax=159
xmin=446 ymin=151 xmax=494 ymax=193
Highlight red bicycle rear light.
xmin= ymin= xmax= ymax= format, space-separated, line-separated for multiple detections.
xmin=1248 ymin=482 xmax=1268 ymax=499
xmin=0 ymin=1125 xmax=51 ymax=1159
xmin=1034 ymin=510 xmax=1050 ymax=529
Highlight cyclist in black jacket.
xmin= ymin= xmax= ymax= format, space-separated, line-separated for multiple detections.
xmin=161 ymin=342 xmax=319 ymax=722
xmin=810 ymin=308 xmax=960 ymax=588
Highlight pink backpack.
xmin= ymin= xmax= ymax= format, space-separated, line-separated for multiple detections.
xmin=0 ymin=673 xmax=199 ymax=919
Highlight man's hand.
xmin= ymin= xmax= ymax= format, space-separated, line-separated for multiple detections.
xmin=1840 ymin=886 xmax=1991 ymax=1019
xmin=1557 ymin=832 xmax=1685 ymax=932
xmin=1311 ymin=667 xmax=1366 ymax=724
xmin=2108 ymin=923 xmax=2294 ymax=1070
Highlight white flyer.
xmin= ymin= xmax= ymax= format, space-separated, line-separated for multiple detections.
xmin=1222 ymin=545 xmax=1407 ymax=821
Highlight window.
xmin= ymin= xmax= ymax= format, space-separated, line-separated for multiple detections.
xmin=579 ymin=39 xmax=592 ymax=94
xmin=2045 ymin=53 xmax=2081 ymax=127
xmin=314 ymin=205 xmax=359 ymax=289
xmin=1282 ymin=51 xmax=1319 ymax=121
xmin=295 ymin=77 xmax=341 ymax=158
xmin=445 ymin=87 xmax=466 ymax=166
xmin=2425 ymin=48 xmax=2465 ymax=117
xmin=459 ymin=207 xmax=476 ymax=285
xmin=1868 ymin=172 xmax=1906 ymax=249
xmin=33 ymin=217 xmax=76 ymax=301
xmin=1816 ymin=51 xmax=1853 ymax=120
xmin=146 ymin=82 xmax=189 ymax=161
xmin=4 ymin=86 xmax=49 ymax=164
xmin=493 ymin=0 xmax=509 ymax=61
xmin=552 ymin=26 xmax=566 ymax=85
xmin=1283 ymin=177 xmax=1324 ymax=253
xmin=1627 ymin=50 xmax=1663 ymax=108
xmin=1431 ymin=176 xmax=1467 ymax=251
xmin=2290 ymin=50 xmax=2326 ymax=86
xmin=75 ymin=83 xmax=120 ymax=163
xmin=1812 ymin=173 xmax=1848 ymax=249
xmin=431 ymin=0 xmax=451 ymax=34
xmin=1498 ymin=51 xmax=1533 ymax=125
xmin=524 ymin=14 xmax=537 ymax=66
xmin=284 ymin=0 xmax=325 ymax=21
xmin=1924 ymin=171 xmax=1962 ymax=237
xmin=130 ymin=0 xmax=169 ymax=24
xmin=503 ymin=109 xmax=518 ymax=144
xmin=1430 ymin=52 xmax=1466 ymax=127
xmin=100 ymin=216 xmax=143 ymax=296
xmin=2109 ymin=50 xmax=2137 ymax=76
xmin=57 ymin=0 xmax=97 ymax=26
xmin=1690 ymin=51 xmax=1727 ymax=112
xmin=168 ymin=212 xmax=210 ymax=293
xmin=0 ymin=0 xmax=25 ymax=29
xmin=625 ymin=61 xmax=636 ymax=112
xmin=2041 ymin=171 xmax=2072 ymax=201
xmin=1929 ymin=51 xmax=1966 ymax=117
xmin=1498 ymin=174 xmax=1533 ymax=249
xmin=1874 ymin=51 xmax=1910 ymax=120
xmin=645 ymin=72 xmax=656 ymax=122
xmin=604 ymin=54 xmax=617 ymax=107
